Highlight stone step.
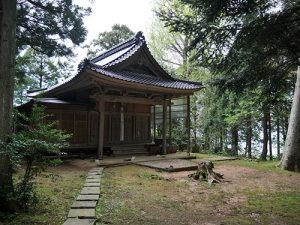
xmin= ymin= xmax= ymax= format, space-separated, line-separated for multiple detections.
xmin=87 ymin=172 xmax=101 ymax=176
xmin=77 ymin=195 xmax=99 ymax=201
xmin=84 ymin=183 xmax=100 ymax=187
xmin=90 ymin=167 xmax=103 ymax=171
xmin=68 ymin=208 xmax=95 ymax=219
xmin=63 ymin=218 xmax=95 ymax=225
xmin=71 ymin=201 xmax=97 ymax=209
xmin=80 ymin=187 xmax=100 ymax=195
xmin=85 ymin=178 xmax=100 ymax=183
xmin=86 ymin=175 xmax=100 ymax=179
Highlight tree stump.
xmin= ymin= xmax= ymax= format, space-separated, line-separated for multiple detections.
xmin=189 ymin=161 xmax=224 ymax=185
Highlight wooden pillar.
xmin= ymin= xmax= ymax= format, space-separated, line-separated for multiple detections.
xmin=162 ymin=100 xmax=167 ymax=155
xmin=120 ymin=103 xmax=124 ymax=142
xmin=97 ymin=96 xmax=105 ymax=159
xmin=168 ymin=99 xmax=172 ymax=144
xmin=153 ymin=105 xmax=156 ymax=141
xmin=187 ymin=95 xmax=191 ymax=155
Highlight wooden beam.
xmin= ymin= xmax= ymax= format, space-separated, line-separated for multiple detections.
xmin=187 ymin=95 xmax=191 ymax=155
xmin=97 ymin=96 xmax=105 ymax=159
xmin=162 ymin=100 xmax=167 ymax=155
xmin=104 ymin=95 xmax=165 ymax=105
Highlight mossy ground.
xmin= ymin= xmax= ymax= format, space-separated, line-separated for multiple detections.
xmin=0 ymin=159 xmax=96 ymax=225
xmin=1 ymin=157 xmax=299 ymax=225
xmin=96 ymin=159 xmax=300 ymax=225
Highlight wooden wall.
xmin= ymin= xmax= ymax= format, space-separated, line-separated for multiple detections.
xmin=44 ymin=102 xmax=152 ymax=149
xmin=103 ymin=102 xmax=151 ymax=145
xmin=44 ymin=105 xmax=98 ymax=148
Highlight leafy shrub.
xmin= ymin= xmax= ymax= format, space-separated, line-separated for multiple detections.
xmin=47 ymin=158 xmax=63 ymax=167
xmin=192 ymin=145 xmax=201 ymax=153
xmin=0 ymin=104 xmax=70 ymax=210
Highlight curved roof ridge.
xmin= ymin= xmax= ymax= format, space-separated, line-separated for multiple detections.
xmin=90 ymin=31 xmax=145 ymax=64
xmin=101 ymin=41 xmax=143 ymax=68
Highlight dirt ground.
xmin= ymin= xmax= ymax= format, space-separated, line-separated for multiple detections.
xmin=4 ymin=158 xmax=299 ymax=225
xmin=96 ymin=160 xmax=300 ymax=225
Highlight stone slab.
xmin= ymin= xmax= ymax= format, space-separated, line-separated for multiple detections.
xmin=81 ymin=187 xmax=100 ymax=195
xmin=135 ymin=159 xmax=198 ymax=172
xmin=89 ymin=169 xmax=102 ymax=173
xmin=86 ymin=175 xmax=100 ymax=179
xmin=71 ymin=201 xmax=97 ymax=209
xmin=90 ymin=167 xmax=103 ymax=171
xmin=68 ymin=208 xmax=95 ymax=219
xmin=84 ymin=183 xmax=100 ymax=187
xmin=85 ymin=178 xmax=100 ymax=183
xmin=88 ymin=172 xmax=101 ymax=176
xmin=77 ymin=195 xmax=99 ymax=201
xmin=63 ymin=218 xmax=95 ymax=225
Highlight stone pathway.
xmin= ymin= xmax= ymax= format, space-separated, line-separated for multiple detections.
xmin=62 ymin=167 xmax=104 ymax=225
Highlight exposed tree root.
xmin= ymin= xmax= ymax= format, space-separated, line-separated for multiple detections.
xmin=189 ymin=161 xmax=224 ymax=185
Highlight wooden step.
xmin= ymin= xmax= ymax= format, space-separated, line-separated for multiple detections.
xmin=111 ymin=145 xmax=149 ymax=156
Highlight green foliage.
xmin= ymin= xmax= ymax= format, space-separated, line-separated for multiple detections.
xmin=191 ymin=145 xmax=201 ymax=153
xmin=14 ymin=175 xmax=38 ymax=211
xmin=171 ymin=118 xmax=188 ymax=150
xmin=157 ymin=0 xmax=299 ymax=88
xmin=16 ymin=0 xmax=91 ymax=57
xmin=47 ymin=159 xmax=63 ymax=167
xmin=0 ymin=104 xmax=70 ymax=210
xmin=86 ymin=24 xmax=134 ymax=58
xmin=14 ymin=48 xmax=75 ymax=105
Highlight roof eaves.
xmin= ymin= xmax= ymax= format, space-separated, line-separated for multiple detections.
xmin=88 ymin=67 xmax=202 ymax=90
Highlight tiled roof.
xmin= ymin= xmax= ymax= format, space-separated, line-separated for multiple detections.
xmin=86 ymin=31 xmax=202 ymax=90
xmin=88 ymin=63 xmax=202 ymax=90
xmin=29 ymin=32 xmax=202 ymax=97
xmin=90 ymin=31 xmax=144 ymax=67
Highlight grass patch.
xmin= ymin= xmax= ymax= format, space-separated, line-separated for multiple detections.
xmin=221 ymin=189 xmax=300 ymax=225
xmin=96 ymin=162 xmax=300 ymax=225
xmin=219 ymin=159 xmax=300 ymax=175
xmin=0 ymin=163 xmax=87 ymax=225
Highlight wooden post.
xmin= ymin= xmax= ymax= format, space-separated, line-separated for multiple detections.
xmin=120 ymin=103 xmax=124 ymax=142
xmin=187 ymin=95 xmax=191 ymax=155
xmin=98 ymin=96 xmax=105 ymax=159
xmin=153 ymin=105 xmax=156 ymax=141
xmin=162 ymin=100 xmax=167 ymax=154
xmin=168 ymin=99 xmax=172 ymax=145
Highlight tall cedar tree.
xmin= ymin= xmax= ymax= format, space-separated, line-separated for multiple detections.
xmin=0 ymin=0 xmax=90 ymax=211
xmin=0 ymin=0 xmax=17 ymax=212
xmin=158 ymin=0 xmax=299 ymax=168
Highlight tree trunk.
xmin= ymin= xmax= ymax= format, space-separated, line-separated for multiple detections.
xmin=189 ymin=161 xmax=224 ymax=185
xmin=280 ymin=66 xmax=300 ymax=172
xmin=246 ymin=118 xmax=252 ymax=158
xmin=220 ymin=129 xmax=223 ymax=152
xmin=277 ymin=117 xmax=280 ymax=157
xmin=204 ymin=131 xmax=210 ymax=152
xmin=231 ymin=126 xmax=238 ymax=156
xmin=268 ymin=112 xmax=273 ymax=160
xmin=260 ymin=111 xmax=269 ymax=161
xmin=0 ymin=0 xmax=17 ymax=212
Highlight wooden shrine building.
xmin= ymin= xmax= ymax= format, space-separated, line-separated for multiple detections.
xmin=25 ymin=32 xmax=202 ymax=159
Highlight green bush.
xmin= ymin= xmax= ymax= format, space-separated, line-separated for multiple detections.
xmin=47 ymin=158 xmax=63 ymax=167
xmin=192 ymin=145 xmax=201 ymax=153
xmin=0 ymin=104 xmax=70 ymax=210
